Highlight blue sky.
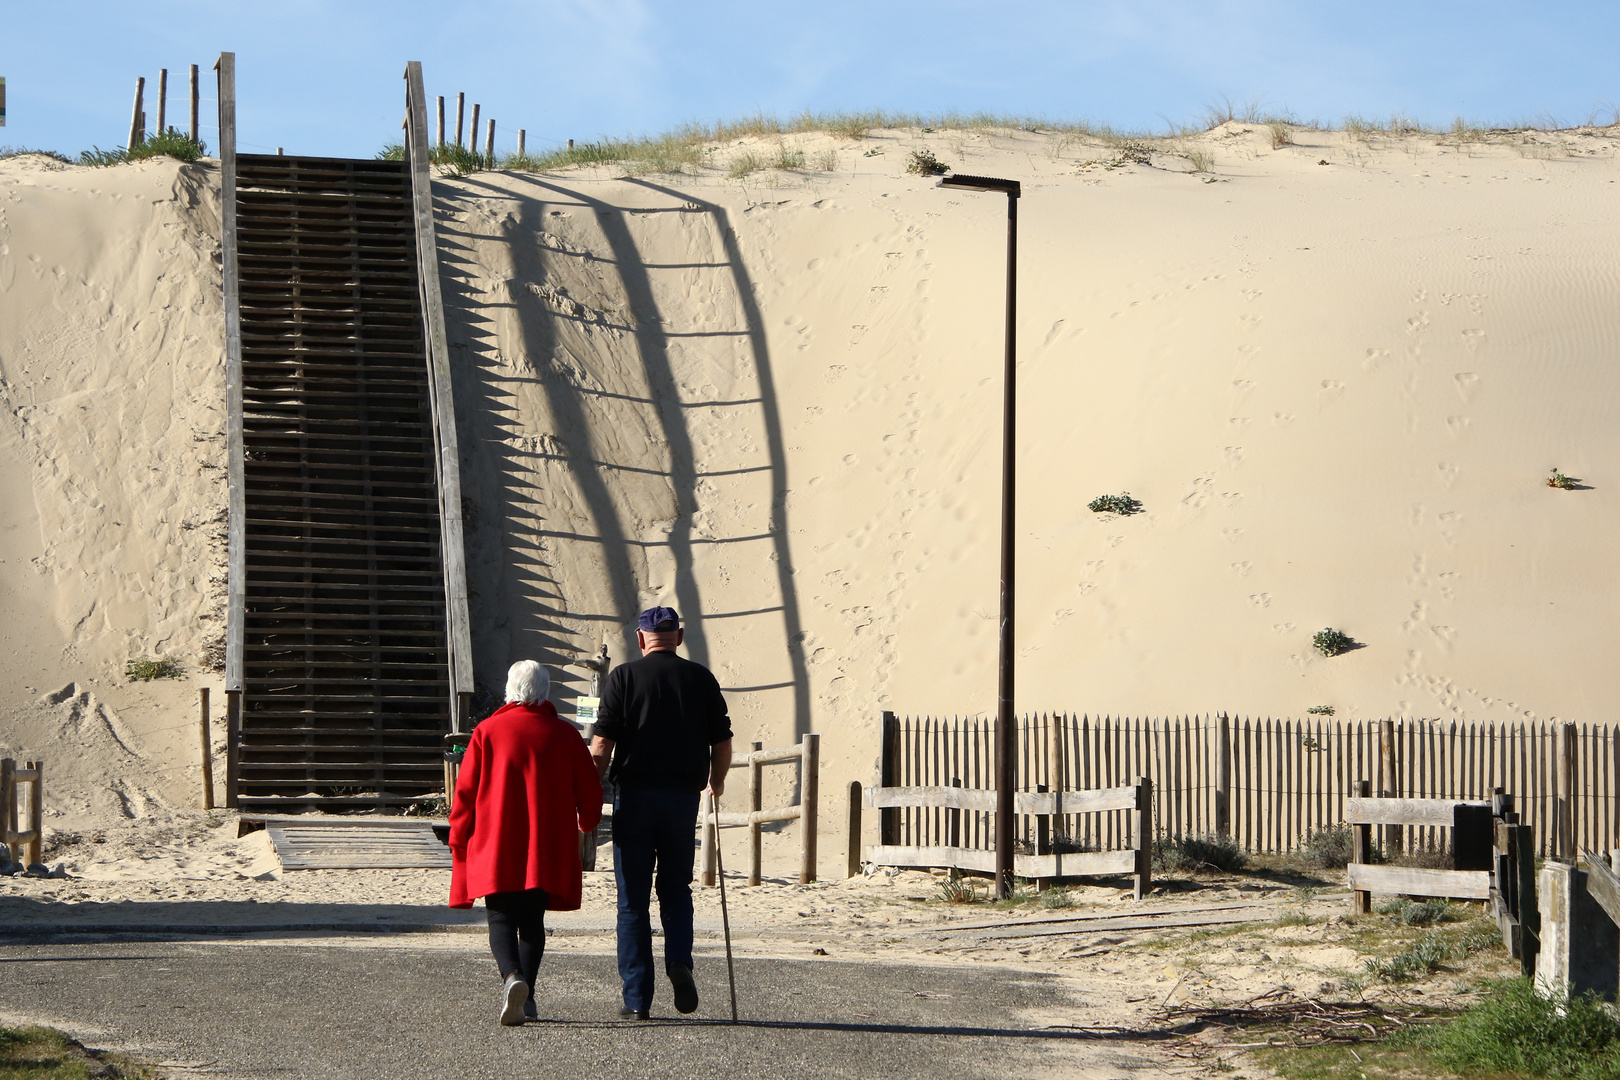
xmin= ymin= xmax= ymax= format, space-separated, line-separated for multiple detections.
xmin=4 ymin=1 xmax=1618 ymax=158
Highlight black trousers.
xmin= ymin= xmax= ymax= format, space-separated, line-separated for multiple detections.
xmin=485 ymin=888 xmax=548 ymax=995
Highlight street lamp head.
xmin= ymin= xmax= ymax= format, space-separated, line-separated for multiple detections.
xmin=937 ymin=173 xmax=1021 ymax=197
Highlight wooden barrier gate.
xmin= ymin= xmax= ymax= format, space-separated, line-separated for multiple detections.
xmin=1 ymin=758 xmax=44 ymax=867
xmin=861 ymin=776 xmax=1154 ymax=899
xmin=701 ymin=735 xmax=819 ymax=886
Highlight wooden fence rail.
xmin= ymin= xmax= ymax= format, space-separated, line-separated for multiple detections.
xmin=1 ymin=758 xmax=44 ymax=867
xmin=881 ymin=712 xmax=1619 ymax=858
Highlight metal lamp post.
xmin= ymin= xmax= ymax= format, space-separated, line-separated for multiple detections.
xmin=937 ymin=172 xmax=1021 ymax=897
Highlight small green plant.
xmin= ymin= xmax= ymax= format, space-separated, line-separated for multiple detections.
xmin=906 ymin=148 xmax=948 ymax=175
xmin=1040 ymin=886 xmax=1074 ymax=909
xmin=813 ymin=148 xmax=839 ymax=171
xmin=1087 ymin=492 xmax=1143 ymax=516
xmin=770 ymin=143 xmax=806 ymax=171
xmin=1183 ymin=148 xmax=1215 ymax=173
xmin=1312 ymin=627 xmax=1354 ymax=657
xmin=1302 ymin=824 xmax=1357 ymax=869
xmin=1378 ymin=897 xmax=1452 ymax=926
xmin=1115 ymin=140 xmax=1153 ymax=165
xmin=1362 ymin=934 xmax=1454 ymax=981
xmin=0 ymin=146 xmax=73 ymax=164
xmin=1421 ymin=977 xmax=1620 ymax=1078
xmin=936 ymin=875 xmax=985 ymax=903
xmin=1548 ymin=467 xmax=1580 ymax=489
xmin=1267 ymin=121 xmax=1295 ymax=149
xmin=1305 ymin=704 xmax=1335 ymax=716
xmin=405 ymin=795 xmax=450 ymax=817
xmin=126 ymin=656 xmax=183 ymax=681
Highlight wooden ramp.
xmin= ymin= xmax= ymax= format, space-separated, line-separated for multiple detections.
xmin=255 ymin=817 xmax=451 ymax=870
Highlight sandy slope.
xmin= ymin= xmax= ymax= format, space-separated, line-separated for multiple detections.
xmin=3 ymin=124 xmax=1620 ymax=872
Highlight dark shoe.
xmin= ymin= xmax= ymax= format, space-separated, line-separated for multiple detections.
xmin=523 ymin=999 xmax=537 ymax=1021
xmin=668 ymin=965 xmax=699 ymax=1014
xmin=617 ymin=1005 xmax=650 ymax=1021
xmin=500 ymin=974 xmax=528 ymax=1027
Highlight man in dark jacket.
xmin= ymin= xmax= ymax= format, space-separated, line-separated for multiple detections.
xmin=590 ymin=606 xmax=732 ymax=1020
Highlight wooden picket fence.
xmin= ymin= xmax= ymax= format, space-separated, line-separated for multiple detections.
xmin=880 ymin=712 xmax=1620 ymax=859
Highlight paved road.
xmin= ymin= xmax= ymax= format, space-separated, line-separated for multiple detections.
xmin=0 ymin=937 xmax=1177 ymax=1079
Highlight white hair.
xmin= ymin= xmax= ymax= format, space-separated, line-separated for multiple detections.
xmin=504 ymin=660 xmax=550 ymax=704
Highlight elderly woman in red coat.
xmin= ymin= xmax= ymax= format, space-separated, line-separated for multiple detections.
xmin=450 ymin=660 xmax=602 ymax=1026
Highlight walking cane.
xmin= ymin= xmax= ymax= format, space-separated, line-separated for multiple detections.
xmin=709 ymin=789 xmax=739 ymax=1023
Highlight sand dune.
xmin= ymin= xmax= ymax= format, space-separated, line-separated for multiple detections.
xmin=3 ymin=122 xmax=1619 ymax=871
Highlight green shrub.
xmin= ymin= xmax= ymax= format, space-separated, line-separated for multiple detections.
xmin=1548 ymin=468 xmax=1580 ymax=490
xmin=937 ymin=876 xmax=986 ymax=903
xmin=1302 ymin=824 xmax=1356 ymax=869
xmin=1087 ymin=492 xmax=1142 ymax=515
xmin=126 ymin=656 xmax=183 ymax=681
xmin=81 ymin=129 xmax=207 ymax=167
xmin=1422 ymin=978 xmax=1620 ymax=1078
xmin=906 ymin=148 xmax=948 ymax=175
xmin=1305 ymin=704 xmax=1335 ymax=716
xmin=1153 ymin=832 xmax=1247 ymax=874
xmin=1040 ymin=886 xmax=1074 ymax=909
xmin=1312 ymin=627 xmax=1354 ymax=657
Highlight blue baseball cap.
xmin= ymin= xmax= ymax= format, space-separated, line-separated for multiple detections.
xmin=638 ymin=606 xmax=681 ymax=632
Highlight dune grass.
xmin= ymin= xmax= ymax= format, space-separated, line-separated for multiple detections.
xmin=0 ymin=1025 xmax=155 ymax=1078
xmin=79 ymin=129 xmax=206 ymax=167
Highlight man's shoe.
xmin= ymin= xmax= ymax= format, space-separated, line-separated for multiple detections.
xmin=617 ymin=1005 xmax=650 ymax=1021
xmin=668 ymin=965 xmax=699 ymax=1014
xmin=523 ymin=999 xmax=538 ymax=1021
xmin=500 ymin=974 xmax=529 ymax=1027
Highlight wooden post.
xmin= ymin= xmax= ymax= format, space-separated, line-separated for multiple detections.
xmin=1379 ymin=719 xmax=1400 ymax=855
xmin=224 ymin=690 xmax=241 ymax=808
xmin=455 ymin=93 xmax=465 ymax=147
xmin=799 ymin=733 xmax=819 ymax=884
xmin=1562 ymin=722 xmax=1579 ymax=858
xmin=0 ymin=759 xmax=14 ymax=865
xmin=25 ymin=762 xmax=42 ymax=867
xmin=198 ymin=688 xmax=214 ymax=810
xmin=1133 ymin=776 xmax=1153 ymax=900
xmin=436 ymin=96 xmax=445 ymax=146
xmin=189 ymin=65 xmax=199 ymax=143
xmin=1215 ymin=713 xmax=1231 ymax=838
xmin=156 ymin=68 xmax=168 ymax=135
xmin=517 ymin=129 xmax=526 ymax=157
xmin=469 ymin=104 xmax=481 ymax=155
xmin=1352 ymin=778 xmax=1373 ymax=914
xmin=846 ymin=780 xmax=862 ymax=878
xmin=485 ymin=117 xmax=495 ymax=162
xmin=880 ymin=711 xmax=899 ymax=844
xmin=1034 ymin=783 xmax=1052 ymax=891
xmin=747 ymin=741 xmax=763 ymax=886
xmin=128 ymin=77 xmax=146 ymax=150
xmin=1516 ymin=823 xmax=1540 ymax=978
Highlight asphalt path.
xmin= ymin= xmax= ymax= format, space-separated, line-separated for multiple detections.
xmin=0 ymin=937 xmax=1179 ymax=1079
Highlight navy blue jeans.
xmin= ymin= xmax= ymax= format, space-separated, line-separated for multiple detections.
xmin=612 ymin=787 xmax=701 ymax=1011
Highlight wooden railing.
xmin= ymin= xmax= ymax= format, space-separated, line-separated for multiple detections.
xmin=882 ymin=711 xmax=1620 ymax=857
xmin=700 ymin=735 xmax=819 ymax=886
xmin=1 ymin=758 xmax=43 ymax=868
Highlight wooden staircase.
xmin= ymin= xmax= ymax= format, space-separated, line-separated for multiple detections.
xmin=214 ymin=57 xmax=472 ymax=813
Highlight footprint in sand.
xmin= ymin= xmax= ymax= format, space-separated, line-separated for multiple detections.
xmin=1364 ymin=348 xmax=1390 ymax=372
xmin=1437 ymin=463 xmax=1459 ymax=488
xmin=1222 ymin=527 xmax=1244 ymax=544
xmin=1454 ymin=372 xmax=1480 ymax=402
xmin=1273 ymin=622 xmax=1295 ymax=634
xmin=1248 ymin=593 xmax=1272 ymax=609
xmin=1318 ymin=380 xmax=1345 ymax=406
xmin=1446 ymin=416 xmax=1471 ymax=437
xmin=1230 ymin=561 xmax=1252 ymax=577
xmin=1224 ymin=446 xmax=1245 ymax=468
xmin=1461 ymin=329 xmax=1486 ymax=351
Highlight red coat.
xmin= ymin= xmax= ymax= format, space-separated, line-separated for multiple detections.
xmin=448 ymin=701 xmax=603 ymax=910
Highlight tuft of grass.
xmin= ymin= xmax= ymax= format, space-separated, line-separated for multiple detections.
xmin=936 ymin=876 xmax=986 ymax=903
xmin=1305 ymin=704 xmax=1335 ymax=716
xmin=1548 ymin=467 xmax=1580 ymax=489
xmin=770 ymin=143 xmax=806 ymax=171
xmin=1377 ymin=897 xmax=1454 ymax=926
xmin=1087 ymin=492 xmax=1143 ymax=516
xmin=906 ymin=148 xmax=948 ymax=176
xmin=1422 ymin=977 xmax=1620 ymax=1078
xmin=728 ymin=149 xmax=765 ymax=179
xmin=1040 ymin=886 xmax=1075 ymax=909
xmin=813 ymin=148 xmax=839 ymax=171
xmin=81 ymin=129 xmax=206 ymax=167
xmin=126 ymin=656 xmax=183 ymax=681
xmin=0 ymin=1024 xmax=153 ymax=1078
xmin=1268 ymin=121 xmax=1295 ymax=149
xmin=1312 ymin=627 xmax=1354 ymax=657
xmin=0 ymin=146 xmax=74 ymax=164
xmin=1183 ymin=148 xmax=1215 ymax=172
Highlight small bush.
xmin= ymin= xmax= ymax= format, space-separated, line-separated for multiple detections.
xmin=814 ymin=148 xmax=838 ymax=171
xmin=126 ymin=656 xmax=183 ymax=681
xmin=906 ymin=148 xmax=948 ymax=175
xmin=1268 ymin=121 xmax=1295 ymax=149
xmin=1302 ymin=824 xmax=1356 ymax=869
xmin=1421 ymin=977 xmax=1620 ymax=1077
xmin=1040 ymin=886 xmax=1074 ymax=909
xmin=1115 ymin=141 xmax=1153 ymax=165
xmin=728 ymin=150 xmax=764 ymax=179
xmin=1312 ymin=627 xmax=1354 ymax=657
xmin=1184 ymin=148 xmax=1215 ymax=172
xmin=1364 ymin=935 xmax=1454 ymax=981
xmin=1548 ymin=468 xmax=1580 ymax=489
xmin=1305 ymin=704 xmax=1335 ymax=716
xmin=771 ymin=143 xmax=806 ymax=171
xmin=1087 ymin=492 xmax=1142 ymax=516
xmin=1153 ymin=832 xmax=1247 ymax=874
